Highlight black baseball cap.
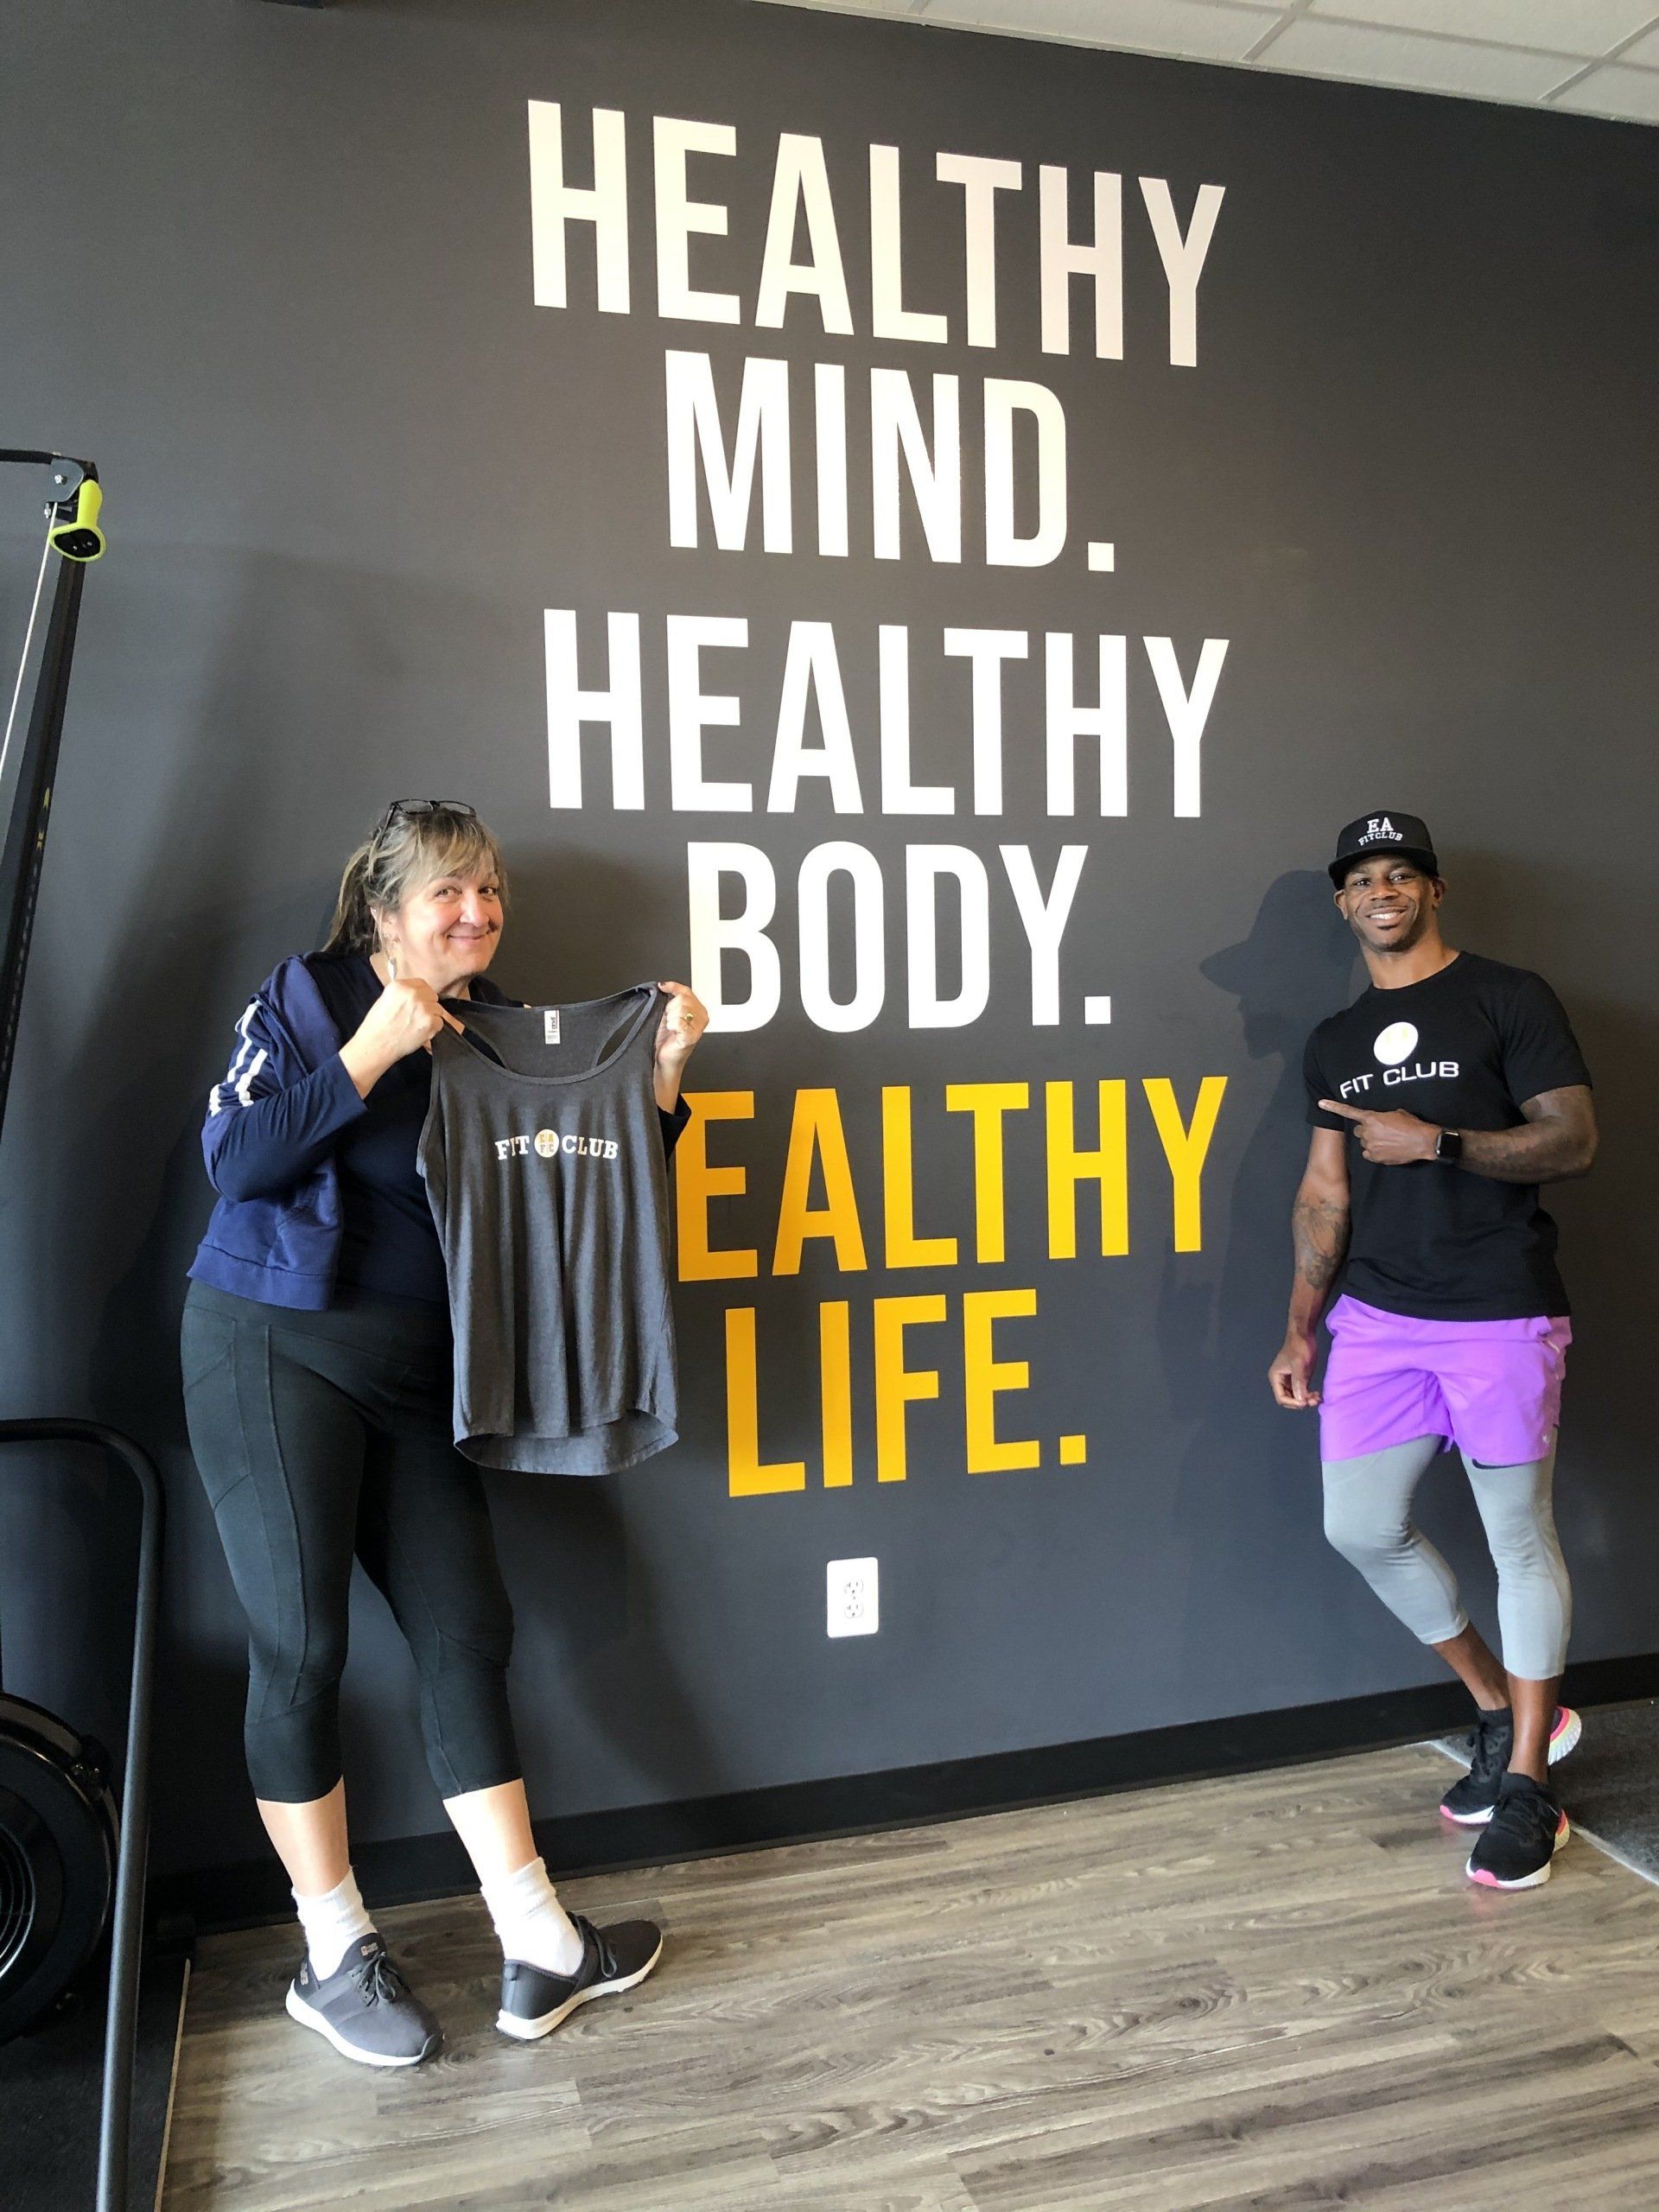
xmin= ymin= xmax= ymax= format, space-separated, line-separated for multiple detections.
xmin=1328 ymin=810 xmax=1439 ymax=887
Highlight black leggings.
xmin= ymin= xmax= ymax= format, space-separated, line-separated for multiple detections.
xmin=181 ymin=1276 xmax=520 ymax=1804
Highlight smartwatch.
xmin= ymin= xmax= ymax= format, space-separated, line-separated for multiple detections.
xmin=1434 ymin=1128 xmax=1464 ymax=1165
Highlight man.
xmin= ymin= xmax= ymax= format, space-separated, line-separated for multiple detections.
xmin=1268 ymin=812 xmax=1597 ymax=1890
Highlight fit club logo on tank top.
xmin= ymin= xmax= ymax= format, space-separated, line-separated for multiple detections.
xmin=1336 ymin=1021 xmax=1459 ymax=1101
xmin=493 ymin=1128 xmax=621 ymax=1162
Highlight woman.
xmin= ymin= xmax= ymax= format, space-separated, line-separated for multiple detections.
xmin=181 ymin=798 xmax=707 ymax=2065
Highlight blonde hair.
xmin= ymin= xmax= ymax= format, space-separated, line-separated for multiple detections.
xmin=321 ymin=805 xmax=510 ymax=957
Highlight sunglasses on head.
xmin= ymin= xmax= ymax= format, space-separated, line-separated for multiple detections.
xmin=372 ymin=798 xmax=478 ymax=843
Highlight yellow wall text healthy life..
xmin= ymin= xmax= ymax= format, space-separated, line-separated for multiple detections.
xmin=675 ymin=1078 xmax=1226 ymax=1496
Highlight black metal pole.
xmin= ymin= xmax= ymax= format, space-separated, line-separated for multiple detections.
xmin=0 ymin=544 xmax=84 ymax=1151
xmin=0 ymin=1420 xmax=165 ymax=2212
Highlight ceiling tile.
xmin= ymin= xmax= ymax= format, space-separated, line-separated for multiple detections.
xmin=1549 ymin=60 xmax=1659 ymax=117
xmin=1258 ymin=16 xmax=1575 ymax=98
xmin=919 ymin=0 xmax=1281 ymax=62
xmin=1308 ymin=2 xmax=1659 ymax=60
xmin=742 ymin=0 xmax=1659 ymax=125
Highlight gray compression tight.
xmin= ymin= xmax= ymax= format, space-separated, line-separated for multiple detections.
xmin=1321 ymin=1432 xmax=1570 ymax=1681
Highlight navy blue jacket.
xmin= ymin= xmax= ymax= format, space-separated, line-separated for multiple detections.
xmin=188 ymin=953 xmax=691 ymax=1311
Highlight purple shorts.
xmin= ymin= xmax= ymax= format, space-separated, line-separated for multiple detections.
xmin=1319 ymin=1294 xmax=1571 ymax=1466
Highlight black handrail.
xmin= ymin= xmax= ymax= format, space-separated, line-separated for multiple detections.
xmin=0 ymin=1421 xmax=164 ymax=2212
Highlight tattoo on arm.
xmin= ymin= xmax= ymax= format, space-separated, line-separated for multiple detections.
xmin=1458 ymin=1085 xmax=1597 ymax=1185
xmin=1292 ymin=1192 xmax=1351 ymax=1295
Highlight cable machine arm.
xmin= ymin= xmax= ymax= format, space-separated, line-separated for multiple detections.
xmin=0 ymin=450 xmax=106 ymax=1153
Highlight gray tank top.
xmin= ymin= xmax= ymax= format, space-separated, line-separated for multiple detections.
xmin=416 ymin=983 xmax=677 ymax=1474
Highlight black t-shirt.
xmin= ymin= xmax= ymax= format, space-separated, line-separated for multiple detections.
xmin=1303 ymin=951 xmax=1591 ymax=1321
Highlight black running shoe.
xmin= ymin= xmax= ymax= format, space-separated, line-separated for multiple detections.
xmin=496 ymin=1913 xmax=663 ymax=2042
xmin=1465 ymin=1772 xmax=1570 ymax=1890
xmin=285 ymin=1935 xmax=442 ymax=2067
xmin=1440 ymin=1704 xmax=1581 ymax=1826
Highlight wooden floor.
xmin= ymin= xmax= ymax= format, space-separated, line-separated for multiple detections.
xmin=162 ymin=1742 xmax=1659 ymax=2212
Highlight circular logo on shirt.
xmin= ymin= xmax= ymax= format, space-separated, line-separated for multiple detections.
xmin=533 ymin=1128 xmax=559 ymax=1157
xmin=1372 ymin=1021 xmax=1419 ymax=1065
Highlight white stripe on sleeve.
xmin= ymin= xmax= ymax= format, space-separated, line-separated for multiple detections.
xmin=233 ymin=1046 xmax=268 ymax=1107
xmin=208 ymin=1000 xmax=263 ymax=1116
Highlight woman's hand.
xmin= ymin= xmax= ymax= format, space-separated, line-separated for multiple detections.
xmin=340 ymin=971 xmax=467 ymax=1098
xmin=652 ymin=980 xmax=707 ymax=1109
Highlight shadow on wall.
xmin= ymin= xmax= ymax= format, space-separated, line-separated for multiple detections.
xmin=1526 ymin=985 xmax=1656 ymax=1664
xmin=1160 ymin=870 xmax=1365 ymax=1706
xmin=480 ymin=1465 xmax=734 ymax=1816
xmin=1392 ymin=847 xmax=1656 ymax=1655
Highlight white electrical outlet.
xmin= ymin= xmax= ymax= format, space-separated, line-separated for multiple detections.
xmin=826 ymin=1556 xmax=879 ymax=1638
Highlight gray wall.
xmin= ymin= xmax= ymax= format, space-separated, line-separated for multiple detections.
xmin=1 ymin=0 xmax=1654 ymax=1884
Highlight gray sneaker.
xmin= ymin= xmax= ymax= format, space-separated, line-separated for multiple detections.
xmin=285 ymin=1934 xmax=442 ymax=2067
xmin=497 ymin=1914 xmax=663 ymax=2041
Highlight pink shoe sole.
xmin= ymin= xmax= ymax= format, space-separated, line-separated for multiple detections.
xmin=1465 ymin=1811 xmax=1570 ymax=1890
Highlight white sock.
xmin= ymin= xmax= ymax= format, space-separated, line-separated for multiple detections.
xmin=481 ymin=1856 xmax=585 ymax=1977
xmin=293 ymin=1870 xmax=376 ymax=1980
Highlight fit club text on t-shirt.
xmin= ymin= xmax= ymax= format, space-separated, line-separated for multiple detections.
xmin=1303 ymin=952 xmax=1592 ymax=1321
